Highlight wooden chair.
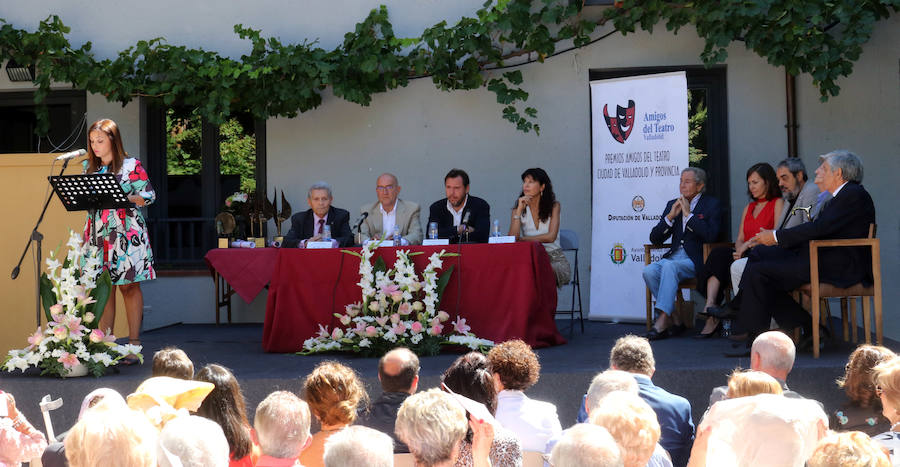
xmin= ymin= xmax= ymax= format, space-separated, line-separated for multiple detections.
xmin=644 ymin=242 xmax=732 ymax=330
xmin=797 ymin=224 xmax=882 ymax=358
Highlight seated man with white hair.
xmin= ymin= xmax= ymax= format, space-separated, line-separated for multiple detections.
xmin=158 ymin=415 xmax=230 ymax=467
xmin=254 ymin=391 xmax=312 ymax=467
xmin=708 ymin=331 xmax=804 ymax=406
xmin=323 ymin=425 xmax=394 ymax=467
xmin=549 ymin=424 xmax=623 ymax=467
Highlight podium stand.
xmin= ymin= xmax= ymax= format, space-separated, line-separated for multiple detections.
xmin=49 ymin=173 xmax=133 ymax=247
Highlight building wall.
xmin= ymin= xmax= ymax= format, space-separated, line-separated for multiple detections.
xmin=1 ymin=5 xmax=896 ymax=342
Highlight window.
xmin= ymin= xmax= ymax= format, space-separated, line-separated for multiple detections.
xmin=590 ymin=66 xmax=730 ymax=239
xmin=0 ymin=90 xmax=86 ymax=154
xmin=144 ymin=104 xmax=266 ymax=269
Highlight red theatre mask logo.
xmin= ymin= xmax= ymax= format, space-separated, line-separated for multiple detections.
xmin=603 ymin=100 xmax=636 ymax=144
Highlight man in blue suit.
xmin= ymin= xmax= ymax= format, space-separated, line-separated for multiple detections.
xmin=643 ymin=167 xmax=722 ymax=340
xmin=610 ymin=335 xmax=693 ymax=467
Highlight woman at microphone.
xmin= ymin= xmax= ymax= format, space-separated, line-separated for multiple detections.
xmin=508 ymin=168 xmax=570 ymax=286
xmin=83 ymin=118 xmax=156 ymax=365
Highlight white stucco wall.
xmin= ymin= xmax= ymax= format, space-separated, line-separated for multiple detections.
xmin=1 ymin=4 xmax=896 ymax=336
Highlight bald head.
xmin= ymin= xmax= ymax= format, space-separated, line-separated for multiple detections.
xmin=751 ymin=331 xmax=796 ymax=381
xmin=378 ymin=348 xmax=419 ymax=394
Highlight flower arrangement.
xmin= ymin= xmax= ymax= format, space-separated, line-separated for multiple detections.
xmin=3 ymin=231 xmax=142 ymax=377
xmin=223 ymin=191 xmax=248 ymax=212
xmin=301 ymin=242 xmax=494 ymax=357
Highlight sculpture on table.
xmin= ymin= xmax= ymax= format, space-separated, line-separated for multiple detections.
xmin=270 ymin=187 xmax=292 ymax=244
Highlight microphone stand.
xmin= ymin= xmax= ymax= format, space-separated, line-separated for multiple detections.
xmin=11 ymin=158 xmax=74 ymax=327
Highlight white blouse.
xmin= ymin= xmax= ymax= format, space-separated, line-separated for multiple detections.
xmin=495 ymin=390 xmax=562 ymax=454
xmin=520 ymin=205 xmax=560 ymax=252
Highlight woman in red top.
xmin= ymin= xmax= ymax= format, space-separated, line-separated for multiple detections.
xmin=195 ymin=364 xmax=260 ymax=467
xmin=697 ymin=162 xmax=783 ymax=337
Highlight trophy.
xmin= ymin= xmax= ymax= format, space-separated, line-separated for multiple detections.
xmin=270 ymin=187 xmax=292 ymax=247
xmin=215 ymin=212 xmax=236 ymax=248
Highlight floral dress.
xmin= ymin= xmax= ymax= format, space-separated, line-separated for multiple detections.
xmin=82 ymin=158 xmax=156 ymax=285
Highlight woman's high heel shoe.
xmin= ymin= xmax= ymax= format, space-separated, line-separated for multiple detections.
xmin=693 ymin=320 xmax=722 ymax=339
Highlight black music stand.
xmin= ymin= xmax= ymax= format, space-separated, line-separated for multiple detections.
xmin=49 ymin=173 xmax=134 ymax=249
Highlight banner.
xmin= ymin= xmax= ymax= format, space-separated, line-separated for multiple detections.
xmin=589 ymin=71 xmax=689 ymax=321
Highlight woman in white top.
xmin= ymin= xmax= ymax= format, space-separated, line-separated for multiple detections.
xmin=508 ymin=168 xmax=570 ymax=286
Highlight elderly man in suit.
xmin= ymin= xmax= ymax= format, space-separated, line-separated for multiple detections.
xmin=427 ymin=168 xmax=491 ymax=243
xmin=737 ymin=150 xmax=875 ymax=343
xmin=360 ymin=173 xmax=423 ymax=245
xmin=282 ymin=181 xmax=353 ymax=248
xmin=643 ymin=167 xmax=722 ymax=340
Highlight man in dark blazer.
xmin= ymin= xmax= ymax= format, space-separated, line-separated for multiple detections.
xmin=740 ymin=150 xmax=875 ymax=340
xmin=282 ymin=182 xmax=353 ymax=248
xmin=427 ymin=169 xmax=491 ymax=243
xmin=643 ymin=167 xmax=722 ymax=340
xmin=356 ymin=348 xmax=419 ymax=453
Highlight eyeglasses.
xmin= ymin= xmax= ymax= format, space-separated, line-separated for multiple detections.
xmin=876 ymin=385 xmax=884 ymax=397
xmin=376 ymin=185 xmax=395 ymax=191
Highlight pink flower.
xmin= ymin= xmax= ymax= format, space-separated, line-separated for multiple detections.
xmin=354 ymin=320 xmax=367 ymax=333
xmin=453 ymin=317 xmax=471 ymax=334
xmin=390 ymin=313 xmax=401 ymax=324
xmin=27 ymin=328 xmax=43 ymax=349
xmin=49 ymin=304 xmax=63 ymax=316
xmin=58 ymin=352 xmax=80 ymax=369
xmin=429 ymin=323 xmax=444 ymax=336
xmin=381 ymin=284 xmax=400 ymax=296
xmin=339 ymin=314 xmax=352 ymax=326
xmin=332 ymin=328 xmax=344 ymax=340
xmin=375 ymin=316 xmax=389 ymax=327
xmin=66 ymin=316 xmax=85 ymax=336
xmin=397 ymin=302 xmax=412 ymax=316
xmin=316 ymin=324 xmax=330 ymax=339
xmin=392 ymin=322 xmax=407 ymax=335
xmin=390 ymin=291 xmax=404 ymax=303
xmin=437 ymin=311 xmax=450 ymax=322
xmin=430 ymin=317 xmax=442 ymax=328
xmin=53 ymin=326 xmax=68 ymax=340
xmin=89 ymin=329 xmax=105 ymax=343
xmin=345 ymin=303 xmax=361 ymax=317
xmin=365 ymin=326 xmax=378 ymax=337
xmin=410 ymin=321 xmax=423 ymax=334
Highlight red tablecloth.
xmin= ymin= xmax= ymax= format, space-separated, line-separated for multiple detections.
xmin=204 ymin=248 xmax=279 ymax=303
xmin=262 ymin=242 xmax=566 ymax=352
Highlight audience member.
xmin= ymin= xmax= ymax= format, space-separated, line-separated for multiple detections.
xmin=690 ymin=393 xmax=827 ymax=467
xmin=571 ymin=371 xmax=671 ymax=467
xmin=360 ymin=172 xmax=423 ymax=245
xmin=157 ymin=415 xmax=230 ymax=467
xmin=831 ymin=345 xmax=896 ymax=435
xmin=428 ymin=168 xmax=491 ymax=243
xmin=254 ymin=391 xmax=312 ymax=467
xmin=358 ymin=347 xmax=418 ymax=453
xmin=871 ymin=357 xmax=900 ymax=462
xmin=283 ymin=181 xmax=353 ymax=248
xmin=549 ymin=423 xmax=623 ymax=467
xmin=195 ymin=364 xmax=260 ymax=466
xmin=64 ymin=400 xmax=158 ymax=467
xmin=737 ymin=150 xmax=875 ymax=345
xmin=441 ymin=352 xmax=522 ymax=466
xmin=1 ymin=390 xmax=48 ymax=466
xmin=590 ymin=391 xmax=661 ymax=467
xmin=395 ymin=388 xmax=492 ymax=467
xmin=609 ymin=335 xmax=694 ymax=467
xmin=43 ymin=388 xmax=127 ymax=467
xmin=300 ymin=361 xmax=369 ymax=467
xmin=807 ymin=431 xmax=890 ymax=467
xmin=697 ymin=163 xmax=781 ymax=337
xmin=724 ymin=370 xmax=783 ymax=399
xmin=508 ymin=168 xmax=570 ymax=286
xmin=152 ymin=346 xmax=195 ymax=379
xmin=643 ymin=167 xmax=722 ymax=340
xmin=708 ymin=331 xmax=800 ymax=405
xmin=323 ymin=425 xmax=394 ymax=467
xmin=488 ymin=339 xmax=562 ymax=453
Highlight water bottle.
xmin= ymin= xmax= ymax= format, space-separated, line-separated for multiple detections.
xmin=322 ymin=224 xmax=332 ymax=241
xmin=491 ymin=219 xmax=501 ymax=237
xmin=721 ymin=319 xmax=732 ymax=337
xmin=393 ymin=226 xmax=402 ymax=246
xmin=428 ymin=222 xmax=439 ymax=240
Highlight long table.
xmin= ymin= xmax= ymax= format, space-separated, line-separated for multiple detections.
xmin=207 ymin=242 xmax=566 ymax=352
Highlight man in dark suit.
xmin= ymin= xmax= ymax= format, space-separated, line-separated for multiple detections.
xmin=356 ymin=347 xmax=419 ymax=453
xmin=610 ymin=335 xmax=694 ymax=467
xmin=427 ymin=169 xmax=491 ymax=243
xmin=282 ymin=181 xmax=353 ymax=248
xmin=643 ymin=167 xmax=722 ymax=340
xmin=740 ymin=150 xmax=875 ymax=340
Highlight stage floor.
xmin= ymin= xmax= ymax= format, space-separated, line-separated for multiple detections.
xmin=1 ymin=318 xmax=886 ymax=436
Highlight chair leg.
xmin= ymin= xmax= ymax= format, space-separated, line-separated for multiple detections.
xmin=875 ymin=292 xmax=883 ymax=346
xmin=849 ymin=298 xmax=858 ymax=344
xmin=214 ymin=272 xmax=221 ymax=325
xmin=646 ymin=286 xmax=653 ymax=331
xmin=824 ymin=299 xmax=835 ymax=338
xmin=863 ymin=296 xmax=873 ymax=345
xmin=841 ymin=297 xmax=849 ymax=342
xmin=812 ymin=296 xmax=820 ymax=359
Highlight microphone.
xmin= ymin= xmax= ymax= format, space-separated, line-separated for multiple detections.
xmin=355 ymin=212 xmax=369 ymax=230
xmin=460 ymin=210 xmax=471 ymax=228
xmin=55 ymin=149 xmax=87 ymax=161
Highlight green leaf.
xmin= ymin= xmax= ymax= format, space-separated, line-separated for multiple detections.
xmin=435 ymin=264 xmax=455 ymax=300
xmin=374 ymin=256 xmax=387 ymax=274
xmin=40 ymin=273 xmax=56 ymax=322
xmin=86 ymin=269 xmax=112 ymax=326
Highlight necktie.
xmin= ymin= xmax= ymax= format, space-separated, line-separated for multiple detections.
xmin=317 ymin=218 xmax=325 ymax=236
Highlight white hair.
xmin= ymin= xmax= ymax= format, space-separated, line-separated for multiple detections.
xmin=324 ymin=426 xmax=394 ymax=467
xmin=586 ymin=370 xmax=639 ymax=414
xmin=589 ymin=391 xmax=660 ymax=467
xmin=395 ymin=388 xmax=467 ymax=467
xmin=752 ymin=331 xmax=796 ymax=376
xmin=157 ymin=416 xmax=230 ymax=467
xmin=550 ymin=423 xmax=623 ymax=467
xmin=254 ymin=391 xmax=312 ymax=459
